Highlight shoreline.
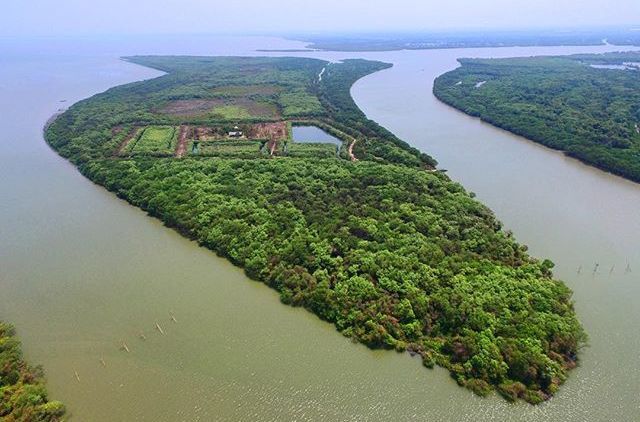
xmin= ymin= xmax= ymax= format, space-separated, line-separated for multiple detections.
xmin=43 ymin=108 xmax=66 ymax=132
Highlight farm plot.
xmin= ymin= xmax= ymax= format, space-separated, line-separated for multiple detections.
xmin=189 ymin=140 xmax=265 ymax=159
xmin=286 ymin=142 xmax=339 ymax=159
xmin=125 ymin=126 xmax=177 ymax=155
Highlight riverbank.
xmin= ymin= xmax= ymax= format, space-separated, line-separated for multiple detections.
xmin=432 ymin=53 xmax=640 ymax=184
xmin=43 ymin=109 xmax=66 ymax=132
xmin=0 ymin=322 xmax=65 ymax=420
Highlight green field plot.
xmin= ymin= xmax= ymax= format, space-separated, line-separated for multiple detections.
xmin=126 ymin=126 xmax=177 ymax=155
xmin=210 ymin=105 xmax=253 ymax=120
xmin=190 ymin=140 xmax=265 ymax=159
xmin=286 ymin=142 xmax=339 ymax=159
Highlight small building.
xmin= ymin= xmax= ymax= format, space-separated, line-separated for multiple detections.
xmin=228 ymin=126 xmax=243 ymax=138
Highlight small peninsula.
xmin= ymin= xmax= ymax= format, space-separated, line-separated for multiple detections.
xmin=45 ymin=56 xmax=585 ymax=403
xmin=434 ymin=52 xmax=640 ymax=183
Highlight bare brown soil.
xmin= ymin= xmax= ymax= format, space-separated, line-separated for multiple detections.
xmin=174 ymin=125 xmax=190 ymax=158
xmin=246 ymin=122 xmax=287 ymax=140
xmin=194 ymin=126 xmax=226 ymax=140
xmin=193 ymin=122 xmax=287 ymax=142
xmin=348 ymin=139 xmax=358 ymax=161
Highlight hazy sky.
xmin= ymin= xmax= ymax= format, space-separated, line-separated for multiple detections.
xmin=4 ymin=0 xmax=640 ymax=37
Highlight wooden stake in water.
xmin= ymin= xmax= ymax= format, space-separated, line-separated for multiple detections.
xmin=99 ymin=357 xmax=106 ymax=368
xmin=139 ymin=331 xmax=147 ymax=341
xmin=593 ymin=263 xmax=599 ymax=275
xmin=169 ymin=311 xmax=177 ymax=323
xmin=74 ymin=370 xmax=81 ymax=382
xmin=155 ymin=322 xmax=165 ymax=335
xmin=577 ymin=265 xmax=582 ymax=274
xmin=121 ymin=341 xmax=130 ymax=353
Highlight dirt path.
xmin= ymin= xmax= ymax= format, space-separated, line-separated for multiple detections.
xmin=269 ymin=139 xmax=277 ymax=156
xmin=114 ymin=127 xmax=139 ymax=156
xmin=348 ymin=139 xmax=358 ymax=161
xmin=318 ymin=67 xmax=326 ymax=82
xmin=175 ymin=125 xmax=190 ymax=157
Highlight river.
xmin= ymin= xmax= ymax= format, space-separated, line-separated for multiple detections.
xmin=0 ymin=36 xmax=639 ymax=421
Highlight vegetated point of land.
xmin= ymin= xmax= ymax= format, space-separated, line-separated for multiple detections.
xmin=45 ymin=55 xmax=585 ymax=404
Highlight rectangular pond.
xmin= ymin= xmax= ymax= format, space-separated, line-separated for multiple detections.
xmin=291 ymin=125 xmax=342 ymax=146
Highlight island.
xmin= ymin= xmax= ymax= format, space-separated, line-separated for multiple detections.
xmin=0 ymin=322 xmax=65 ymax=420
xmin=434 ymin=52 xmax=640 ymax=183
xmin=45 ymin=56 xmax=585 ymax=403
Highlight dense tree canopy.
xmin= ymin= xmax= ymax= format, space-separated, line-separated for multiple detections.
xmin=434 ymin=52 xmax=640 ymax=182
xmin=45 ymin=56 xmax=585 ymax=403
xmin=0 ymin=323 xmax=66 ymax=421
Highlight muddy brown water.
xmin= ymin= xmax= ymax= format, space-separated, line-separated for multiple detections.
xmin=1 ymin=36 xmax=639 ymax=421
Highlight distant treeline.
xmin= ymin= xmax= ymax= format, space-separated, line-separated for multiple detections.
xmin=434 ymin=52 xmax=640 ymax=183
xmin=288 ymin=28 xmax=640 ymax=52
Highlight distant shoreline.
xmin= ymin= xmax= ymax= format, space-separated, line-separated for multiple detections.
xmin=256 ymin=48 xmax=320 ymax=53
xmin=281 ymin=40 xmax=626 ymax=52
xmin=280 ymin=28 xmax=640 ymax=52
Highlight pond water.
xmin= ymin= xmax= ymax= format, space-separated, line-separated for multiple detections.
xmin=1 ymin=36 xmax=640 ymax=421
xmin=291 ymin=125 xmax=342 ymax=146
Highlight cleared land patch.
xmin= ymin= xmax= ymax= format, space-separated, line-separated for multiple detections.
xmin=116 ymin=121 xmax=349 ymax=161
xmin=211 ymin=105 xmax=252 ymax=120
xmin=160 ymin=99 xmax=222 ymax=116
xmin=160 ymin=98 xmax=280 ymax=120
xmin=247 ymin=122 xmax=288 ymax=140
xmin=175 ymin=125 xmax=191 ymax=158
